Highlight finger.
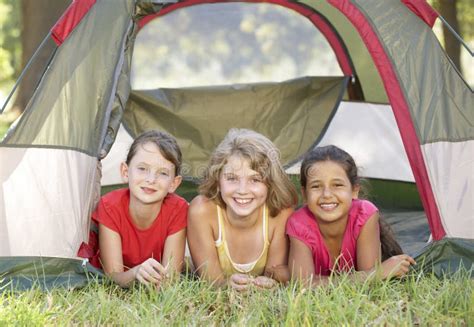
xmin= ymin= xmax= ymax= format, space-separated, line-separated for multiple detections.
xmin=142 ymin=265 xmax=163 ymax=282
xmin=254 ymin=277 xmax=276 ymax=289
xmin=231 ymin=281 xmax=249 ymax=292
xmin=142 ymin=267 xmax=163 ymax=284
xmin=135 ymin=273 xmax=150 ymax=285
xmin=231 ymin=274 xmax=251 ymax=285
xmin=406 ymin=256 xmax=416 ymax=265
xmin=150 ymin=261 xmax=168 ymax=276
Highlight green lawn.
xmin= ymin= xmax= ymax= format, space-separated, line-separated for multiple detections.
xmin=1 ymin=271 xmax=472 ymax=325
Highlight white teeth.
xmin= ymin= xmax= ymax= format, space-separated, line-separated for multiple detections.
xmin=320 ymin=203 xmax=337 ymax=209
xmin=235 ymin=198 xmax=252 ymax=204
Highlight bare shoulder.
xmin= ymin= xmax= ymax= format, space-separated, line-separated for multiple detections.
xmin=188 ymin=195 xmax=217 ymax=224
xmin=268 ymin=207 xmax=294 ymax=231
xmin=271 ymin=207 xmax=294 ymax=223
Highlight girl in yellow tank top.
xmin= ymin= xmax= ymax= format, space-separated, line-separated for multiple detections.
xmin=215 ymin=205 xmax=269 ymax=277
xmin=187 ymin=129 xmax=298 ymax=291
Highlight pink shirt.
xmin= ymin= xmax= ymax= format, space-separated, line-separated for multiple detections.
xmin=286 ymin=199 xmax=378 ymax=275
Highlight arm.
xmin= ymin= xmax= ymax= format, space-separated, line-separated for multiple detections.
xmin=187 ymin=196 xmax=226 ymax=286
xmin=161 ymin=228 xmax=186 ymax=277
xmin=99 ymin=224 xmax=166 ymax=288
xmin=356 ymin=212 xmax=381 ymax=271
xmin=357 ymin=212 xmax=415 ymax=279
xmin=288 ymin=237 xmax=330 ymax=286
xmin=260 ymin=208 xmax=293 ymax=285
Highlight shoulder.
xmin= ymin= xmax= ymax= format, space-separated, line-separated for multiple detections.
xmin=100 ymin=188 xmax=128 ymax=204
xmin=163 ymin=193 xmax=188 ymax=210
xmin=286 ymin=206 xmax=316 ymax=233
xmin=97 ymin=188 xmax=129 ymax=213
xmin=350 ymin=199 xmax=378 ymax=219
xmin=349 ymin=199 xmax=379 ymax=232
xmin=188 ymin=195 xmax=217 ymax=223
xmin=94 ymin=188 xmax=129 ymax=228
xmin=270 ymin=206 xmax=293 ymax=224
xmin=286 ymin=206 xmax=318 ymax=244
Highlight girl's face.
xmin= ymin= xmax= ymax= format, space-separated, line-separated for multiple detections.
xmin=303 ymin=160 xmax=359 ymax=225
xmin=121 ymin=142 xmax=181 ymax=208
xmin=219 ymin=154 xmax=268 ymax=220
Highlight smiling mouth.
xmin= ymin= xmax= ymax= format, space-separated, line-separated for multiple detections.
xmin=141 ymin=187 xmax=157 ymax=194
xmin=234 ymin=198 xmax=252 ymax=205
xmin=319 ymin=203 xmax=337 ymax=211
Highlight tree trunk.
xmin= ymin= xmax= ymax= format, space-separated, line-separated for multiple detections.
xmin=12 ymin=0 xmax=70 ymax=113
xmin=438 ymin=0 xmax=462 ymax=73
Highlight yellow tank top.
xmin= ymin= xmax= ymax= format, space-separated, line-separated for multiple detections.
xmin=215 ymin=205 xmax=270 ymax=277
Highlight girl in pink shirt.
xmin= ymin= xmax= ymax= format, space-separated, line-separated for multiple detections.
xmin=287 ymin=145 xmax=415 ymax=284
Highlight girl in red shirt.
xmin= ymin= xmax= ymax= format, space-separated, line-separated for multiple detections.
xmin=92 ymin=130 xmax=187 ymax=287
xmin=287 ymin=145 xmax=415 ymax=285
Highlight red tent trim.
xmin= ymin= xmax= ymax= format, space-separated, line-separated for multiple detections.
xmin=328 ymin=0 xmax=445 ymax=240
xmin=138 ymin=0 xmax=355 ymax=76
xmin=51 ymin=0 xmax=97 ymax=46
xmin=402 ymin=0 xmax=439 ymax=28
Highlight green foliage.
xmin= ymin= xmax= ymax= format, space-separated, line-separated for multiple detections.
xmin=430 ymin=0 xmax=474 ymax=39
xmin=0 ymin=271 xmax=472 ymax=325
xmin=0 ymin=120 xmax=8 ymax=139
xmin=0 ymin=0 xmax=21 ymax=88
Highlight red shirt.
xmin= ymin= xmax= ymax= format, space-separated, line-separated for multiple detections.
xmin=93 ymin=188 xmax=188 ymax=269
xmin=286 ymin=199 xmax=378 ymax=275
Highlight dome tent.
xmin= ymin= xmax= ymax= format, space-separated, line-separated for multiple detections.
xmin=0 ymin=0 xmax=472 ymax=288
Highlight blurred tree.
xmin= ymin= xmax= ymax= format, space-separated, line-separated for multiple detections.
xmin=11 ymin=0 xmax=70 ymax=114
xmin=0 ymin=0 xmax=20 ymax=89
xmin=430 ymin=0 xmax=474 ymax=74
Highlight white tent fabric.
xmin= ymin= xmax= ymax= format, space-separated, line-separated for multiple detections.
xmin=0 ymin=148 xmax=98 ymax=257
xmin=422 ymin=140 xmax=474 ymax=238
xmin=101 ymin=125 xmax=133 ymax=186
xmin=286 ymin=102 xmax=414 ymax=182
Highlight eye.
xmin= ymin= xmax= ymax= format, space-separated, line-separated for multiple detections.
xmin=251 ymin=177 xmax=262 ymax=183
xmin=137 ymin=166 xmax=146 ymax=171
xmin=160 ymin=171 xmax=169 ymax=176
xmin=311 ymin=184 xmax=321 ymax=189
xmin=225 ymin=175 xmax=237 ymax=182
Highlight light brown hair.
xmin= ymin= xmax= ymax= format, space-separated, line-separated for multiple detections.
xmin=199 ymin=128 xmax=297 ymax=217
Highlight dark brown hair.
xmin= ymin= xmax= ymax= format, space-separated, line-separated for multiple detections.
xmin=126 ymin=130 xmax=182 ymax=176
xmin=300 ymin=145 xmax=403 ymax=259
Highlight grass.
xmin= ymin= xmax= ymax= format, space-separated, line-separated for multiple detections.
xmin=0 ymin=271 xmax=472 ymax=325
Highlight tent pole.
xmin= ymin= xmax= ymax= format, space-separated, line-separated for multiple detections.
xmin=0 ymin=31 xmax=53 ymax=114
xmin=438 ymin=15 xmax=473 ymax=56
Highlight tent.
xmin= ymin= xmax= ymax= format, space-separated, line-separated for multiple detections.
xmin=0 ymin=0 xmax=472 ymax=288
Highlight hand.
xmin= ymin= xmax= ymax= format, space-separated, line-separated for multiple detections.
xmin=380 ymin=254 xmax=416 ymax=279
xmin=134 ymin=258 xmax=169 ymax=286
xmin=229 ymin=273 xmax=253 ymax=292
xmin=265 ymin=264 xmax=290 ymax=283
xmin=252 ymin=276 xmax=277 ymax=289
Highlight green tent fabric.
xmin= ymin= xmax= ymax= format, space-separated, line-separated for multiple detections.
xmin=123 ymin=76 xmax=348 ymax=177
xmin=0 ymin=257 xmax=105 ymax=291
xmin=413 ymin=238 xmax=474 ymax=278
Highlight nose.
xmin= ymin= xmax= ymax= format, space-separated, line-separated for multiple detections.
xmin=145 ymin=171 xmax=157 ymax=183
xmin=237 ymin=179 xmax=248 ymax=193
xmin=321 ymin=186 xmax=332 ymax=197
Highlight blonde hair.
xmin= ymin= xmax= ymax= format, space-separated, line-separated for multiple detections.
xmin=199 ymin=129 xmax=297 ymax=216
